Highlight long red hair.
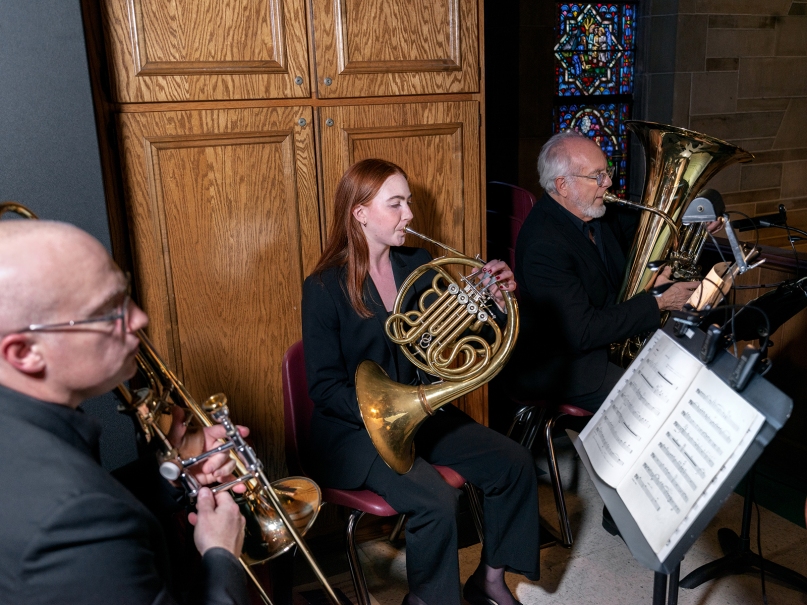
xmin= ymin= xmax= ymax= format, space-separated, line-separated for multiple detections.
xmin=312 ymin=158 xmax=408 ymax=318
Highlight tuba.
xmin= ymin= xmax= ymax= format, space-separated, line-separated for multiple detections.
xmin=604 ymin=121 xmax=753 ymax=366
xmin=356 ymin=228 xmax=519 ymax=474
xmin=117 ymin=331 xmax=342 ymax=605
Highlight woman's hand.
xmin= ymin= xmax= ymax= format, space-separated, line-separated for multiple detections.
xmin=480 ymin=259 xmax=517 ymax=311
xmin=166 ymin=407 xmax=250 ymax=492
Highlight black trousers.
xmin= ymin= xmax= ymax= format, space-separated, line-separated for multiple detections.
xmin=363 ymin=405 xmax=540 ymax=605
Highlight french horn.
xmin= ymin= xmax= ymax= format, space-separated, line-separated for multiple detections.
xmin=356 ymin=228 xmax=519 ymax=474
xmin=603 ymin=121 xmax=753 ymax=366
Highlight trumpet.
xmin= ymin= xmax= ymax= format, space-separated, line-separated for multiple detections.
xmin=117 ymin=331 xmax=342 ymax=605
xmin=356 ymin=227 xmax=519 ymax=474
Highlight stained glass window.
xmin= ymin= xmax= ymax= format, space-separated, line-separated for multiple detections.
xmin=553 ymin=3 xmax=637 ymax=196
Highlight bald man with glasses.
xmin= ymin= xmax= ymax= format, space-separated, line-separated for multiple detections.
xmin=508 ymin=130 xmax=699 ymax=412
xmin=0 ymin=220 xmax=249 ymax=605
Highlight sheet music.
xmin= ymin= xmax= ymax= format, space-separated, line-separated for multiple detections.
xmin=617 ymin=369 xmax=765 ymax=554
xmin=579 ymin=331 xmax=702 ymax=487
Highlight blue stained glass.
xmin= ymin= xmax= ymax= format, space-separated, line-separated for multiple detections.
xmin=555 ymin=103 xmax=631 ymax=195
xmin=554 ymin=3 xmax=636 ymax=96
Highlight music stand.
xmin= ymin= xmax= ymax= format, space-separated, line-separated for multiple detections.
xmin=571 ymin=322 xmax=792 ymax=604
xmin=679 ymin=278 xmax=807 ymax=592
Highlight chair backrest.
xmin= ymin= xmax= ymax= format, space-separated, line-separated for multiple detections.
xmin=282 ymin=340 xmax=313 ymax=477
xmin=486 ymin=181 xmax=536 ymax=271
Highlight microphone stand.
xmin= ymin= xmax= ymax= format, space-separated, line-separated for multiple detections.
xmin=679 ymin=454 xmax=807 ymax=592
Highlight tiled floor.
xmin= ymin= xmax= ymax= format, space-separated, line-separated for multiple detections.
xmin=336 ymin=435 xmax=807 ymax=605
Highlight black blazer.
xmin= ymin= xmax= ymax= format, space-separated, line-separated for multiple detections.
xmin=301 ymin=246 xmax=436 ymax=489
xmin=513 ymin=192 xmax=660 ymax=398
xmin=0 ymin=385 xmax=247 ymax=605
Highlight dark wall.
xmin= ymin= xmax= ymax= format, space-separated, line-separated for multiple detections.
xmin=0 ymin=1 xmax=136 ymax=470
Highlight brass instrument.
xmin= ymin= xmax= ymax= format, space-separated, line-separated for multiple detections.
xmin=116 ymin=331 xmax=342 ymax=605
xmin=356 ymin=228 xmax=519 ymax=474
xmin=604 ymin=121 xmax=753 ymax=366
xmin=0 ymin=201 xmax=39 ymax=219
xmin=1 ymin=202 xmax=339 ymax=603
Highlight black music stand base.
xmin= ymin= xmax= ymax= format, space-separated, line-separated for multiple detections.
xmin=680 ymin=470 xmax=807 ymax=593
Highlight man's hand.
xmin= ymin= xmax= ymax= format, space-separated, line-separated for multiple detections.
xmin=188 ymin=487 xmax=246 ymax=557
xmin=706 ymin=218 xmax=724 ymax=234
xmin=166 ymin=407 xmax=250 ymax=491
xmin=650 ymin=265 xmax=700 ymax=311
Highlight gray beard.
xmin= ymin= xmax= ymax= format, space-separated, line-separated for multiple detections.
xmin=581 ymin=200 xmax=606 ymax=219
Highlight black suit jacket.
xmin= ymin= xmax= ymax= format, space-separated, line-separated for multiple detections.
xmin=0 ymin=384 xmax=247 ymax=605
xmin=513 ymin=192 xmax=660 ymax=398
xmin=302 ymin=246 xmax=440 ymax=489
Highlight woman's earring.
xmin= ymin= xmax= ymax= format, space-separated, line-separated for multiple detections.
xmin=362 ymin=220 xmax=367 ymax=227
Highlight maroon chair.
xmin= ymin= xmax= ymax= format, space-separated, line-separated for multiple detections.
xmin=282 ymin=340 xmax=484 ymax=605
xmin=487 ymin=181 xmax=594 ymax=549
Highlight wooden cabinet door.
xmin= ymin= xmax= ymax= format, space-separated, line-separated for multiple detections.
xmin=100 ymin=0 xmax=311 ymax=102
xmin=117 ymin=107 xmax=319 ymax=476
xmin=310 ymin=0 xmax=480 ymax=98
xmin=318 ymin=101 xmax=488 ymax=422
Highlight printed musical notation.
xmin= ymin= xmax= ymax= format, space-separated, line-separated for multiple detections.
xmin=579 ymin=330 xmax=765 ymax=555
xmin=580 ymin=331 xmax=701 ymax=486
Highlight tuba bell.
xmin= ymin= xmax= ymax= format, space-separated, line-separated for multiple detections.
xmin=356 ymin=228 xmax=519 ymax=474
xmin=117 ymin=331 xmax=343 ymax=605
xmin=603 ymin=121 xmax=753 ymax=366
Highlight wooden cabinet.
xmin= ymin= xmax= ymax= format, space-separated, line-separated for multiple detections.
xmin=116 ymin=106 xmax=319 ymax=468
xmin=100 ymin=0 xmax=312 ymax=101
xmin=310 ymin=0 xmax=479 ymax=98
xmin=318 ymin=102 xmax=481 ymax=251
xmin=89 ymin=0 xmax=486 ymax=477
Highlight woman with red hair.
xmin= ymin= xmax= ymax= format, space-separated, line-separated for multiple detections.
xmin=302 ymin=159 xmax=540 ymax=605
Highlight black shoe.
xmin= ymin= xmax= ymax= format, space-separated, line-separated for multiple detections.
xmin=462 ymin=578 xmax=524 ymax=605
xmin=601 ymin=505 xmax=619 ymax=537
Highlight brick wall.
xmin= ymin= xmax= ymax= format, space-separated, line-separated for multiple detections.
xmin=636 ymin=0 xmax=807 ymax=251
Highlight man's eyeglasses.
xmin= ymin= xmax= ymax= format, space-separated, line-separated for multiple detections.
xmin=566 ymin=166 xmax=615 ymax=187
xmin=22 ymin=296 xmax=131 ymax=334
xmin=16 ymin=276 xmax=132 ymax=336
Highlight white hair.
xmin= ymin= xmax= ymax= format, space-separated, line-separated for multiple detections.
xmin=537 ymin=130 xmax=590 ymax=194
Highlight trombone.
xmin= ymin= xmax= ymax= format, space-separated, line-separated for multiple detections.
xmin=117 ymin=331 xmax=343 ymax=605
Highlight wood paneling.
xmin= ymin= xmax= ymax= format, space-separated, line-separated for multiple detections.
xmin=318 ymin=100 xmax=488 ymax=422
xmin=311 ymin=0 xmax=479 ymax=98
xmin=117 ymin=106 xmax=319 ymax=475
xmin=91 ymin=0 xmax=487 ymax=477
xmin=101 ymin=0 xmax=311 ymax=101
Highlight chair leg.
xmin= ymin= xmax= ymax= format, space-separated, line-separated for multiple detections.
xmin=545 ymin=413 xmax=574 ymax=548
xmin=464 ymin=483 xmax=485 ymax=546
xmin=389 ymin=513 xmax=406 ymax=543
xmin=523 ymin=407 xmax=547 ymax=450
xmin=345 ymin=509 xmax=372 ymax=605
xmin=506 ymin=405 xmax=535 ymax=445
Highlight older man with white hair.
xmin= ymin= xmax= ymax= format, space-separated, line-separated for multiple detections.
xmin=512 ymin=130 xmax=699 ymax=411
xmin=0 ymin=220 xmax=249 ymax=605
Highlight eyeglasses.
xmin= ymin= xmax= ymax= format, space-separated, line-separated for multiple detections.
xmin=15 ymin=276 xmax=132 ymax=336
xmin=21 ymin=296 xmax=131 ymax=335
xmin=566 ymin=166 xmax=615 ymax=187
